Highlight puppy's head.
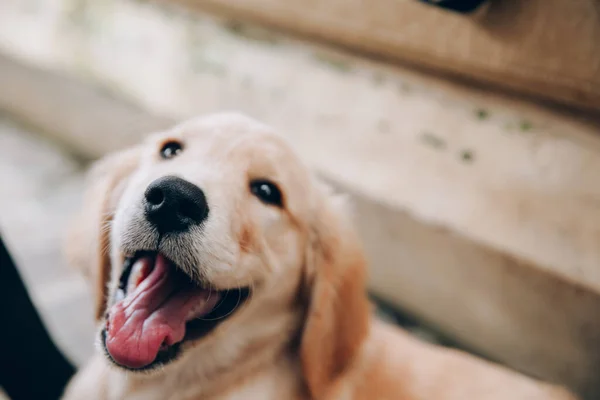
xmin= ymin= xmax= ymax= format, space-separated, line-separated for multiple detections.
xmin=68 ymin=113 xmax=369 ymax=397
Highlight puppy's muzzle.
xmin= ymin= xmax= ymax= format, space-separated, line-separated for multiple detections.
xmin=144 ymin=175 xmax=209 ymax=234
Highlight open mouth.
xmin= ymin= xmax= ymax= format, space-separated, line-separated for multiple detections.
xmin=102 ymin=251 xmax=249 ymax=371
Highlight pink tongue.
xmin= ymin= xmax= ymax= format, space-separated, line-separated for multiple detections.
xmin=105 ymin=254 xmax=219 ymax=369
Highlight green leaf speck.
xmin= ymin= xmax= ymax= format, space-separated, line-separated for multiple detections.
xmin=460 ymin=150 xmax=475 ymax=163
xmin=420 ymin=132 xmax=447 ymax=150
xmin=475 ymin=109 xmax=489 ymax=120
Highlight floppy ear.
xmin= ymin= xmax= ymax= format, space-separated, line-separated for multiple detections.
xmin=300 ymin=190 xmax=371 ymax=399
xmin=65 ymin=147 xmax=141 ymax=321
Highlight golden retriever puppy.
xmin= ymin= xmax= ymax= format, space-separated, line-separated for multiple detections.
xmin=63 ymin=113 xmax=577 ymax=400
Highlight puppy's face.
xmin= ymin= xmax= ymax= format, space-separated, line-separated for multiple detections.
xmin=96 ymin=115 xmax=315 ymax=371
xmin=70 ymin=113 xmax=369 ymax=397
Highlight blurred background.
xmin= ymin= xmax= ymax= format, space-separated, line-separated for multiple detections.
xmin=1 ymin=0 xmax=599 ymax=398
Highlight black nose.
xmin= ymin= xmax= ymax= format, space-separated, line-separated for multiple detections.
xmin=144 ymin=176 xmax=209 ymax=234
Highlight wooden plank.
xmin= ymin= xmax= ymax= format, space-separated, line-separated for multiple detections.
xmin=1 ymin=1 xmax=600 ymax=396
xmin=0 ymin=55 xmax=172 ymax=160
xmin=181 ymin=0 xmax=600 ymax=112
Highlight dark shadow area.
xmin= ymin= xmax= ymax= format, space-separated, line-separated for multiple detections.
xmin=0 ymin=234 xmax=75 ymax=400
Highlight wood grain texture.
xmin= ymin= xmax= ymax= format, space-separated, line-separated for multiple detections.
xmin=186 ymin=0 xmax=600 ymax=112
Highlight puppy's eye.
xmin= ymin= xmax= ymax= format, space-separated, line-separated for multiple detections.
xmin=250 ymin=180 xmax=283 ymax=207
xmin=160 ymin=140 xmax=183 ymax=159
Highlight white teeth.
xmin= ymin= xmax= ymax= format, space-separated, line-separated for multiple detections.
xmin=126 ymin=257 xmax=152 ymax=294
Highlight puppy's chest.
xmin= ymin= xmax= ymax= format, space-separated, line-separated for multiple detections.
xmin=122 ymin=365 xmax=305 ymax=400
